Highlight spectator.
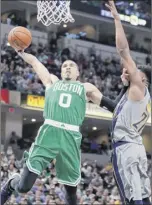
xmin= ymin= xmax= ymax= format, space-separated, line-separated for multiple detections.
xmin=100 ymin=141 xmax=108 ymax=155
xmin=1 ymin=41 xmax=150 ymax=99
xmin=1 ymin=148 xmax=151 ymax=204
xmin=4 ymin=131 xmax=19 ymax=153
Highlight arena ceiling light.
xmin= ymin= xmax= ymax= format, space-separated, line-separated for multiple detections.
xmin=23 ymin=118 xmax=27 ymax=121
xmin=92 ymin=127 xmax=97 ymax=130
xmin=31 ymin=118 xmax=36 ymax=122
xmin=63 ymin=24 xmax=67 ymax=28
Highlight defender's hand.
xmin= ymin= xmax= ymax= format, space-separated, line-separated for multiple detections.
xmin=121 ymin=68 xmax=129 ymax=86
xmin=105 ymin=0 xmax=120 ymax=20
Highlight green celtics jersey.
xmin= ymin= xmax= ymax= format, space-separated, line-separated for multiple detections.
xmin=44 ymin=80 xmax=86 ymax=126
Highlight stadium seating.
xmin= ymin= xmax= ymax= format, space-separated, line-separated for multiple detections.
xmin=1 ymin=42 xmax=128 ymax=100
xmin=1 ymin=147 xmax=151 ymax=204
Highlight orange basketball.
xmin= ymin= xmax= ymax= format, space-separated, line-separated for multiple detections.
xmin=8 ymin=26 xmax=32 ymax=50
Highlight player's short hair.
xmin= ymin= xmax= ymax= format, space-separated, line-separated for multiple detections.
xmin=62 ymin=59 xmax=79 ymax=71
xmin=137 ymin=64 xmax=151 ymax=93
xmin=62 ymin=58 xmax=76 ymax=64
xmin=137 ymin=65 xmax=151 ymax=85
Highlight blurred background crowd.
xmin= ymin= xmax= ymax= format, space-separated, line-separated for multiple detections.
xmin=4 ymin=131 xmax=110 ymax=158
xmin=92 ymin=0 xmax=151 ymax=23
xmin=1 ymin=1 xmax=151 ymax=100
xmin=1 ymin=0 xmax=151 ymax=54
xmin=2 ymin=1 xmax=151 ymax=28
xmin=1 ymin=41 xmax=150 ymax=100
xmin=1 ymin=42 xmax=125 ymax=100
xmin=2 ymin=147 xmax=151 ymax=205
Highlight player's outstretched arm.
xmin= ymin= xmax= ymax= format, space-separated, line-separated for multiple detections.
xmin=105 ymin=1 xmax=141 ymax=85
xmin=100 ymin=68 xmax=129 ymax=112
xmin=84 ymin=81 xmax=117 ymax=111
xmin=84 ymin=82 xmax=124 ymax=112
xmin=84 ymin=75 xmax=128 ymax=111
xmin=101 ymin=85 xmax=128 ymax=112
xmin=84 ymin=83 xmax=103 ymax=105
xmin=17 ymin=51 xmax=58 ymax=87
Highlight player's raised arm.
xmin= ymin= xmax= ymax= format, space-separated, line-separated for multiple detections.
xmin=84 ymin=82 xmax=128 ymax=111
xmin=105 ymin=1 xmax=141 ymax=85
xmin=84 ymin=83 xmax=103 ymax=105
xmin=17 ymin=51 xmax=58 ymax=87
xmin=99 ymin=69 xmax=129 ymax=112
xmin=85 ymin=68 xmax=129 ymax=111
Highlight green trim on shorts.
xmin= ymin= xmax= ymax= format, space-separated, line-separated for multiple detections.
xmin=35 ymin=125 xmax=49 ymax=144
xmin=26 ymin=160 xmax=41 ymax=175
xmin=26 ymin=142 xmax=41 ymax=175
xmin=57 ymin=175 xmax=81 ymax=187
xmin=25 ymin=125 xmax=50 ymax=176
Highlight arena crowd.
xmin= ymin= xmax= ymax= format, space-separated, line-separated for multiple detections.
xmin=0 ymin=41 xmax=136 ymax=100
xmin=1 ymin=147 xmax=151 ymax=205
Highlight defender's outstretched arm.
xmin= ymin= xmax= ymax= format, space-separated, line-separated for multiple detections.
xmin=105 ymin=1 xmax=142 ymax=86
xmin=84 ymin=82 xmax=128 ymax=112
xmin=101 ymin=85 xmax=128 ymax=112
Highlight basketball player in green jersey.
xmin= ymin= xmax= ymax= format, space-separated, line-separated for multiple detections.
xmin=1 ymin=51 xmax=129 ymax=205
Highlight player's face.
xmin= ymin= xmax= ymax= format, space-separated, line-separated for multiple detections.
xmin=139 ymin=70 xmax=149 ymax=87
xmin=61 ymin=60 xmax=79 ymax=81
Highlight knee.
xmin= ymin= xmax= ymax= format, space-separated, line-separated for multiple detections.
xmin=64 ymin=185 xmax=77 ymax=195
xmin=17 ymin=185 xmax=31 ymax=193
xmin=64 ymin=185 xmax=77 ymax=205
xmin=143 ymin=197 xmax=151 ymax=205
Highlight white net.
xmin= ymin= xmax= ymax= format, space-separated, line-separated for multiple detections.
xmin=37 ymin=0 xmax=75 ymax=26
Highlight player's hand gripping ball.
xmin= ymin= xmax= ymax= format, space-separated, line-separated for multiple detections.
xmin=8 ymin=26 xmax=32 ymax=51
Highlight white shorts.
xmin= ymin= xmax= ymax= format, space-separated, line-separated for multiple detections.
xmin=112 ymin=142 xmax=151 ymax=203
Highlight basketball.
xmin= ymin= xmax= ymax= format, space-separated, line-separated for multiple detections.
xmin=8 ymin=26 xmax=32 ymax=50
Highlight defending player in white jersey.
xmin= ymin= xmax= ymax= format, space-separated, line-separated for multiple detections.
xmin=106 ymin=1 xmax=151 ymax=205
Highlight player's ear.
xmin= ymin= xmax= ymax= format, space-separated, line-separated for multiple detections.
xmin=61 ymin=71 xmax=63 ymax=79
xmin=77 ymin=69 xmax=79 ymax=78
xmin=61 ymin=67 xmax=63 ymax=78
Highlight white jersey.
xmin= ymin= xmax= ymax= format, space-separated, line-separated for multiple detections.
xmin=112 ymin=88 xmax=150 ymax=144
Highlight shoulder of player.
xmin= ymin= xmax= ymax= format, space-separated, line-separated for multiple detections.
xmin=128 ymin=83 xmax=148 ymax=101
xmin=83 ymin=82 xmax=94 ymax=93
xmin=45 ymin=74 xmax=59 ymax=90
xmin=83 ymin=82 xmax=98 ymax=92
xmin=50 ymin=74 xmax=59 ymax=83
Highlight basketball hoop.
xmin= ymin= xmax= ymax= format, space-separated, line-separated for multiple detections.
xmin=37 ymin=0 xmax=75 ymax=26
